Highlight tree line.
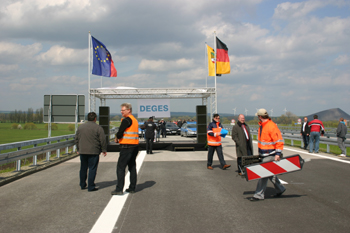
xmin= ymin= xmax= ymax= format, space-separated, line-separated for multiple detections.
xmin=0 ymin=108 xmax=44 ymax=123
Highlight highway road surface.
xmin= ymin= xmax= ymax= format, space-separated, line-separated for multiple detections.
xmin=0 ymin=135 xmax=349 ymax=233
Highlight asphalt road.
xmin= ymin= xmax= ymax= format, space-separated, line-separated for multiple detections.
xmin=0 ymin=136 xmax=349 ymax=233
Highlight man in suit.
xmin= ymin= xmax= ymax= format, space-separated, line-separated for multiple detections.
xmin=231 ymin=114 xmax=253 ymax=175
xmin=300 ymin=117 xmax=310 ymax=150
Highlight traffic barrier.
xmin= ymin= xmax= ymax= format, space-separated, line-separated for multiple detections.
xmin=244 ymin=154 xmax=304 ymax=181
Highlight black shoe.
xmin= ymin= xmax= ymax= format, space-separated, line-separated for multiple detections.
xmin=111 ymin=190 xmax=123 ymax=195
xmin=274 ymin=189 xmax=286 ymax=197
xmin=150 ymin=152 xmax=153 ymax=154
xmin=125 ymin=189 xmax=136 ymax=193
xmin=81 ymin=186 xmax=87 ymax=190
xmin=88 ymin=188 xmax=98 ymax=192
xmin=249 ymin=197 xmax=263 ymax=201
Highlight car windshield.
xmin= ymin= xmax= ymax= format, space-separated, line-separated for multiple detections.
xmin=166 ymin=123 xmax=178 ymax=127
xmin=187 ymin=124 xmax=197 ymax=128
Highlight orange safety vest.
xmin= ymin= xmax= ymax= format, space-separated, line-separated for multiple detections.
xmin=207 ymin=122 xmax=222 ymax=146
xmin=258 ymin=119 xmax=284 ymax=156
xmin=119 ymin=114 xmax=139 ymax=145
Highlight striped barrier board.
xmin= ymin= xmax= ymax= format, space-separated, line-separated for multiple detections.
xmin=244 ymin=154 xmax=304 ymax=181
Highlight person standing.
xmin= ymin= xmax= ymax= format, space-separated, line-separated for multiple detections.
xmin=144 ymin=117 xmax=157 ymax=154
xmin=75 ymin=112 xmax=107 ymax=192
xmin=207 ymin=114 xmax=231 ymax=170
xmin=111 ymin=103 xmax=139 ymax=195
xmin=337 ymin=118 xmax=347 ymax=157
xmin=300 ymin=117 xmax=310 ymax=150
xmin=250 ymin=109 xmax=286 ymax=201
xmin=159 ymin=119 xmax=167 ymax=138
xmin=308 ymin=115 xmax=325 ymax=153
xmin=231 ymin=114 xmax=253 ymax=175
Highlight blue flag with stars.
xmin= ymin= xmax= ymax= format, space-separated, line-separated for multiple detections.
xmin=91 ymin=36 xmax=117 ymax=77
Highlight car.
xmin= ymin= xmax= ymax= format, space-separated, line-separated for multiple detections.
xmin=165 ymin=122 xmax=181 ymax=135
xmin=138 ymin=122 xmax=145 ymax=138
xmin=180 ymin=122 xmax=197 ymax=137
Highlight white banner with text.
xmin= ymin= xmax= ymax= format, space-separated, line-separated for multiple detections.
xmin=137 ymin=99 xmax=170 ymax=118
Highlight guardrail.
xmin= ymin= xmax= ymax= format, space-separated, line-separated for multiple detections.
xmin=0 ymin=135 xmax=76 ymax=171
xmin=221 ymin=124 xmax=349 ymax=154
xmin=0 ymin=128 xmax=118 ymax=172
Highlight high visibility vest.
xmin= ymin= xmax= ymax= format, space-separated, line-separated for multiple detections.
xmin=258 ymin=119 xmax=283 ymax=156
xmin=119 ymin=114 xmax=139 ymax=145
xmin=207 ymin=122 xmax=222 ymax=146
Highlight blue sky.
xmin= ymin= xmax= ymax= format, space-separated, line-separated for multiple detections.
xmin=0 ymin=0 xmax=349 ymax=117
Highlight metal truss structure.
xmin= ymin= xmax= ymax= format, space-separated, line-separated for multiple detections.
xmin=89 ymin=87 xmax=217 ymax=117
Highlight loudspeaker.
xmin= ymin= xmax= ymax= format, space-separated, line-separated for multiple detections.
xmin=99 ymin=106 xmax=110 ymax=144
xmin=196 ymin=105 xmax=207 ymax=144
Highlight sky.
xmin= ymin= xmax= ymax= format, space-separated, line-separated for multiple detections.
xmin=1 ymin=0 xmax=349 ymax=117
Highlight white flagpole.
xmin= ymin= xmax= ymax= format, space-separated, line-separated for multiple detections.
xmin=214 ymin=31 xmax=217 ymax=113
xmin=88 ymin=31 xmax=91 ymax=113
xmin=205 ymin=42 xmax=207 ymax=88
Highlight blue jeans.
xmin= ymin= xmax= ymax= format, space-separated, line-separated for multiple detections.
xmin=309 ymin=131 xmax=320 ymax=153
xmin=80 ymin=154 xmax=99 ymax=191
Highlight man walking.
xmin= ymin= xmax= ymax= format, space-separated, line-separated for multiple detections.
xmin=337 ymin=118 xmax=347 ymax=157
xmin=250 ymin=109 xmax=285 ymax=201
xmin=300 ymin=117 xmax=310 ymax=150
xmin=207 ymin=113 xmax=231 ymax=170
xmin=75 ymin=112 xmax=107 ymax=192
xmin=231 ymin=114 xmax=253 ymax=175
xmin=112 ymin=103 xmax=139 ymax=195
xmin=308 ymin=115 xmax=325 ymax=153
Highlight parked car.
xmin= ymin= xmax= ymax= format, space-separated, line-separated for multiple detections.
xmin=180 ymin=122 xmax=197 ymax=137
xmin=138 ymin=122 xmax=145 ymax=138
xmin=165 ymin=122 xmax=181 ymax=135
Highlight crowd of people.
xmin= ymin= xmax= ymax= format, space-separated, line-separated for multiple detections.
xmin=75 ymin=104 xmax=347 ymax=200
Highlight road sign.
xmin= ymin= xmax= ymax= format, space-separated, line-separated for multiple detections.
xmin=244 ymin=154 xmax=304 ymax=181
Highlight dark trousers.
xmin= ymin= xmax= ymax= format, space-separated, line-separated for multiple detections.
xmin=237 ymin=141 xmax=252 ymax=172
xmin=302 ymin=134 xmax=309 ymax=149
xmin=207 ymin=145 xmax=226 ymax=168
xmin=161 ymin=129 xmax=166 ymax=138
xmin=80 ymin=154 xmax=99 ymax=191
xmin=145 ymin=137 xmax=154 ymax=153
xmin=116 ymin=146 xmax=139 ymax=192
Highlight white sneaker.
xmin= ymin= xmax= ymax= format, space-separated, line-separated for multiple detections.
xmin=339 ymin=154 xmax=346 ymax=157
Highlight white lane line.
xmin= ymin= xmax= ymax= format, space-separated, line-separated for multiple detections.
xmin=89 ymin=150 xmax=147 ymax=233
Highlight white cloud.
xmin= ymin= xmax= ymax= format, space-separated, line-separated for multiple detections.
xmin=138 ymin=58 xmax=195 ymax=72
xmin=36 ymin=46 xmax=87 ymax=65
xmin=334 ymin=54 xmax=349 ymax=65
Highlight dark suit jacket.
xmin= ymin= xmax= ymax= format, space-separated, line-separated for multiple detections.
xmin=231 ymin=122 xmax=253 ymax=157
xmin=300 ymin=121 xmax=310 ymax=135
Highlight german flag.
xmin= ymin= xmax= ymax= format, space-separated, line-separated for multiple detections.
xmin=216 ymin=37 xmax=230 ymax=74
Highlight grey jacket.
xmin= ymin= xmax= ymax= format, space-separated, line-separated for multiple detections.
xmin=336 ymin=122 xmax=347 ymax=139
xmin=75 ymin=121 xmax=107 ymax=154
xmin=231 ymin=122 xmax=253 ymax=157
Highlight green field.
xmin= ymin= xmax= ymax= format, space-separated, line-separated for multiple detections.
xmin=0 ymin=123 xmax=75 ymax=145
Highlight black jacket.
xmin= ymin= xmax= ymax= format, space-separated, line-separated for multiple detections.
xmin=300 ymin=121 xmax=310 ymax=135
xmin=144 ymin=121 xmax=157 ymax=138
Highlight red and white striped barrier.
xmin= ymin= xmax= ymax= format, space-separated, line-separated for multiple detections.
xmin=244 ymin=154 xmax=304 ymax=181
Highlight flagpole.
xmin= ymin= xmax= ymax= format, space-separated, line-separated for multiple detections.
xmin=88 ymin=31 xmax=91 ymax=113
xmin=214 ymin=31 xmax=217 ymax=113
xmin=205 ymin=42 xmax=207 ymax=88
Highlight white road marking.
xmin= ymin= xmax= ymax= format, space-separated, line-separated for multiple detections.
xmin=89 ymin=150 xmax=147 ymax=233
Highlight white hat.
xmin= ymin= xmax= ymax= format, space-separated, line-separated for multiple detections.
xmin=255 ymin=108 xmax=268 ymax=116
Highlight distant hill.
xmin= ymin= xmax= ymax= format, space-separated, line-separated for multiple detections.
xmin=305 ymin=108 xmax=350 ymax=121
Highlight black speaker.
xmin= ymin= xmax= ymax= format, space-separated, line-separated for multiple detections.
xmin=196 ymin=105 xmax=207 ymax=144
xmin=99 ymin=106 xmax=110 ymax=144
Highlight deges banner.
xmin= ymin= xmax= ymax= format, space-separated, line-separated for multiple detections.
xmin=138 ymin=99 xmax=170 ymax=118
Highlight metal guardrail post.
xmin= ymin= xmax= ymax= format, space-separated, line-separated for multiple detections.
xmin=65 ymin=138 xmax=69 ymax=155
xmin=16 ymin=146 xmax=21 ymax=172
xmin=33 ymin=144 xmax=37 ymax=166
xmin=327 ymin=144 xmax=330 ymax=153
xmin=56 ymin=140 xmax=60 ymax=158
xmin=46 ymin=142 xmax=51 ymax=161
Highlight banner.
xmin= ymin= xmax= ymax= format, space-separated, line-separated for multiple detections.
xmin=138 ymin=99 xmax=170 ymax=118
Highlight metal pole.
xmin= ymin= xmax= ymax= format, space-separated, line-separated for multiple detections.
xmin=205 ymin=42 xmax=207 ymax=88
xmin=88 ymin=32 xmax=91 ymax=112
xmin=214 ymin=31 xmax=217 ymax=113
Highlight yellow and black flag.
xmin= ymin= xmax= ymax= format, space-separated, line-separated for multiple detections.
xmin=216 ymin=37 xmax=230 ymax=74
xmin=207 ymin=45 xmax=216 ymax=76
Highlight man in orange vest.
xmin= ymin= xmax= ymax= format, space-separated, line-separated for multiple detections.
xmin=111 ymin=103 xmax=139 ymax=195
xmin=249 ymin=109 xmax=286 ymax=201
xmin=207 ymin=113 xmax=231 ymax=170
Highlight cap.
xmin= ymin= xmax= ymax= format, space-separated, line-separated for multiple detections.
xmin=255 ymin=108 xmax=268 ymax=117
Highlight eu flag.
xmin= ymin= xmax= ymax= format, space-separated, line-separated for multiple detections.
xmin=91 ymin=36 xmax=117 ymax=77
